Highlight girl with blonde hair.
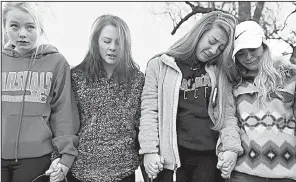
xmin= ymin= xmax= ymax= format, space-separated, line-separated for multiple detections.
xmin=139 ymin=11 xmax=242 ymax=182
xmin=2 ymin=2 xmax=80 ymax=182
xmin=217 ymin=20 xmax=296 ymax=182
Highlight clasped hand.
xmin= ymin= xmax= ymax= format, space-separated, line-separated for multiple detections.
xmin=144 ymin=153 xmax=165 ymax=179
xmin=45 ymin=158 xmax=69 ymax=182
xmin=216 ymin=151 xmax=237 ymax=179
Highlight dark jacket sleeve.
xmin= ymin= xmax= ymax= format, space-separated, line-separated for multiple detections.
xmin=50 ymin=59 xmax=80 ymax=168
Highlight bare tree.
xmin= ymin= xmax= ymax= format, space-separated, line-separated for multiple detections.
xmin=262 ymin=2 xmax=296 ymax=63
xmin=154 ymin=1 xmax=296 ymax=62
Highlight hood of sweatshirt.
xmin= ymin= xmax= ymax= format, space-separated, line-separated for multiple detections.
xmin=2 ymin=44 xmax=59 ymax=59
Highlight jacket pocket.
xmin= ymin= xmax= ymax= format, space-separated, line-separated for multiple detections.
xmin=39 ymin=116 xmax=52 ymax=138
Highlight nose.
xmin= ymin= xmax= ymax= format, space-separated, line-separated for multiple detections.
xmin=109 ymin=41 xmax=116 ymax=51
xmin=19 ymin=28 xmax=27 ymax=39
xmin=208 ymin=45 xmax=219 ymax=56
xmin=246 ymin=51 xmax=252 ymax=60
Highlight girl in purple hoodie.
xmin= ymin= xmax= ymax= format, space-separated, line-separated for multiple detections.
xmin=2 ymin=2 xmax=80 ymax=182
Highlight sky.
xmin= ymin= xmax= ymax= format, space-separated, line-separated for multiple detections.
xmin=7 ymin=2 xmax=296 ymax=71
xmin=43 ymin=2 xmax=189 ymax=71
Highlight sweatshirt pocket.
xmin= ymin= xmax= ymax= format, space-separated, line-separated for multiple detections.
xmin=3 ymin=115 xmax=53 ymax=144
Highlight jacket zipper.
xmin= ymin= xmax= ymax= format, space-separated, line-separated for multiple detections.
xmin=171 ymin=70 xmax=181 ymax=182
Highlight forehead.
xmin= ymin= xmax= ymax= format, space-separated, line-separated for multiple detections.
xmin=237 ymin=46 xmax=261 ymax=53
xmin=205 ymin=26 xmax=228 ymax=45
xmin=5 ymin=8 xmax=35 ymax=24
xmin=99 ymin=25 xmax=118 ymax=38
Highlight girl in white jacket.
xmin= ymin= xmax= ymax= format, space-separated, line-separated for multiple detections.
xmin=139 ymin=11 xmax=241 ymax=182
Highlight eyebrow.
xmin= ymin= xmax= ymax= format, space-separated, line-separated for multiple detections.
xmin=9 ymin=20 xmax=35 ymax=25
xmin=9 ymin=20 xmax=18 ymax=24
xmin=213 ymin=36 xmax=227 ymax=45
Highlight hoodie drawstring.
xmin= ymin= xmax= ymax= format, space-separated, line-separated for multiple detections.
xmin=14 ymin=55 xmax=36 ymax=162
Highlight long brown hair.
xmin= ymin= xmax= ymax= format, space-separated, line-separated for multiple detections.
xmin=74 ymin=14 xmax=139 ymax=84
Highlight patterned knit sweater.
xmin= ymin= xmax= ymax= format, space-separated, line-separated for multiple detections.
xmin=70 ymin=68 xmax=145 ymax=182
xmin=233 ymin=64 xmax=296 ymax=180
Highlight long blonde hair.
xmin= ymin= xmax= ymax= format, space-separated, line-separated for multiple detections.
xmin=236 ymin=43 xmax=283 ymax=106
xmin=2 ymin=2 xmax=48 ymax=59
xmin=152 ymin=11 xmax=238 ymax=130
xmin=2 ymin=2 xmax=46 ymax=46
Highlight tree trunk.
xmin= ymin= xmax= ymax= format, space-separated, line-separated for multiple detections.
xmin=290 ymin=46 xmax=296 ymax=64
xmin=238 ymin=2 xmax=251 ymax=22
xmin=253 ymin=2 xmax=265 ymax=22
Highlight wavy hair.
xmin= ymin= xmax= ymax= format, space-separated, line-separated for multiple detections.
xmin=74 ymin=14 xmax=139 ymax=84
xmin=235 ymin=43 xmax=284 ymax=106
xmin=152 ymin=11 xmax=238 ymax=130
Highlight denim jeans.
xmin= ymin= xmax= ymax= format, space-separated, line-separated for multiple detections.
xmin=227 ymin=171 xmax=296 ymax=182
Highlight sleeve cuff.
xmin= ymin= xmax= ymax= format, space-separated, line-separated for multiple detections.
xmin=139 ymin=148 xmax=159 ymax=155
xmin=59 ymin=153 xmax=76 ymax=168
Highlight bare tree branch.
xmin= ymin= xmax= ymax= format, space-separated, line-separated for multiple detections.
xmin=281 ymin=8 xmax=296 ymax=31
xmin=171 ymin=6 xmax=221 ymax=35
xmin=185 ymin=1 xmax=195 ymax=10
xmin=282 ymin=52 xmax=292 ymax=56
xmin=221 ymin=2 xmax=226 ymax=9
xmin=269 ymin=37 xmax=294 ymax=47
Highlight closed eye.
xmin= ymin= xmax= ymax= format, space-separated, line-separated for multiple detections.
xmin=27 ymin=25 xmax=35 ymax=29
xmin=10 ymin=24 xmax=18 ymax=29
xmin=102 ymin=37 xmax=112 ymax=44
xmin=236 ymin=51 xmax=244 ymax=57
xmin=209 ymin=38 xmax=216 ymax=45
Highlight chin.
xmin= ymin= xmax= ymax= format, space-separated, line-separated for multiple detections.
xmin=106 ymin=60 xmax=118 ymax=65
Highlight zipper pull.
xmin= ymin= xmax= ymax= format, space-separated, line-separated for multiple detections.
xmin=173 ymin=170 xmax=176 ymax=182
xmin=211 ymin=86 xmax=217 ymax=107
xmin=173 ymin=164 xmax=177 ymax=182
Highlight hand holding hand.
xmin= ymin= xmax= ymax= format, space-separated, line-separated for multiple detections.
xmin=45 ymin=158 xmax=69 ymax=182
xmin=144 ymin=153 xmax=165 ymax=179
xmin=217 ymin=151 xmax=238 ymax=179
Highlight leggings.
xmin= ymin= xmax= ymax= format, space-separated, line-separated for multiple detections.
xmin=1 ymin=154 xmax=51 ymax=182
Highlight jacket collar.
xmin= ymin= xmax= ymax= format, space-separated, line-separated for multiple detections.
xmin=157 ymin=53 xmax=217 ymax=83
xmin=159 ymin=54 xmax=181 ymax=73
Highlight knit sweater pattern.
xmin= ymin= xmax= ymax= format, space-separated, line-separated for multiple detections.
xmin=234 ymin=79 xmax=296 ymax=180
xmin=70 ymin=68 xmax=144 ymax=182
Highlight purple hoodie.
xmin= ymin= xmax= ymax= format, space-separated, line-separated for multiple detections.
xmin=2 ymin=44 xmax=80 ymax=168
